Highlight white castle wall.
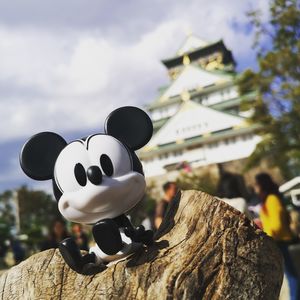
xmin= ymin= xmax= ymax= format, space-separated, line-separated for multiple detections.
xmin=141 ymin=134 xmax=260 ymax=178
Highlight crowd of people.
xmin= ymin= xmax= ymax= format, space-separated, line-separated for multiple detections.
xmin=41 ymin=221 xmax=89 ymax=252
xmin=0 ymin=221 xmax=90 ymax=269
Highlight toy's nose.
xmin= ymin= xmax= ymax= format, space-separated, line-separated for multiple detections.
xmin=87 ymin=166 xmax=102 ymax=185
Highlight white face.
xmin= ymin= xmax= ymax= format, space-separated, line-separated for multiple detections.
xmin=54 ymin=134 xmax=146 ymax=224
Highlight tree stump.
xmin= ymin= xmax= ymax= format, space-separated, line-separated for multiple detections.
xmin=0 ymin=190 xmax=283 ymax=299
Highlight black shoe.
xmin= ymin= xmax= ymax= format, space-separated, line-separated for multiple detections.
xmin=59 ymin=238 xmax=102 ymax=275
xmin=140 ymin=230 xmax=154 ymax=246
xmin=134 ymin=226 xmax=154 ymax=246
xmin=124 ymin=226 xmax=154 ymax=246
xmin=92 ymin=219 xmax=123 ymax=255
xmin=59 ymin=238 xmax=83 ymax=272
xmin=81 ymin=253 xmax=106 ymax=275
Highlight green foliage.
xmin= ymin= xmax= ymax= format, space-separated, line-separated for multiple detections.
xmin=17 ymin=186 xmax=61 ymax=248
xmin=129 ymin=181 xmax=157 ymax=226
xmin=176 ymin=171 xmax=217 ymax=195
xmin=238 ymin=0 xmax=300 ymax=179
xmin=0 ymin=190 xmax=15 ymax=242
xmin=128 ymin=196 xmax=156 ymax=227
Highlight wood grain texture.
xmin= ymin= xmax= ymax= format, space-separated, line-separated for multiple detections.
xmin=0 ymin=190 xmax=283 ymax=300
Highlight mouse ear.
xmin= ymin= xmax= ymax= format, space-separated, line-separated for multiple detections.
xmin=105 ymin=106 xmax=153 ymax=151
xmin=20 ymin=132 xmax=67 ymax=181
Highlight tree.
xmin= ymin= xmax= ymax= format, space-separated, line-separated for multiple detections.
xmin=0 ymin=190 xmax=15 ymax=261
xmin=0 ymin=191 xmax=283 ymax=299
xmin=176 ymin=170 xmax=217 ymax=195
xmin=17 ymin=186 xmax=61 ymax=249
xmin=239 ymin=0 xmax=300 ymax=179
xmin=129 ymin=181 xmax=157 ymax=227
xmin=0 ymin=190 xmax=15 ymax=235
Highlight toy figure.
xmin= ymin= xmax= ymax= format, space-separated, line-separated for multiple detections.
xmin=20 ymin=106 xmax=154 ymax=275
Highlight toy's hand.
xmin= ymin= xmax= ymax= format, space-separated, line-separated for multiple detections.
xmin=123 ymin=226 xmax=135 ymax=238
xmin=124 ymin=225 xmax=154 ymax=246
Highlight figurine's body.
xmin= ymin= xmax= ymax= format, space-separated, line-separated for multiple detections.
xmin=89 ymin=214 xmax=152 ymax=264
xmin=20 ymin=106 xmax=154 ymax=275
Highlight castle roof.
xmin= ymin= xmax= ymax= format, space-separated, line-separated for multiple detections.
xmin=161 ymin=38 xmax=235 ymax=70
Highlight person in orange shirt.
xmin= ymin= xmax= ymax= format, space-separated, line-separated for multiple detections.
xmin=154 ymin=182 xmax=178 ymax=230
xmin=254 ymin=173 xmax=299 ymax=300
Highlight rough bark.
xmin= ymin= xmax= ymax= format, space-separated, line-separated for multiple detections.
xmin=0 ymin=190 xmax=283 ymax=300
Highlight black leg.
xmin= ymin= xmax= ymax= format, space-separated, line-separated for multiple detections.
xmin=59 ymin=238 xmax=103 ymax=275
xmin=92 ymin=219 xmax=123 ymax=255
xmin=81 ymin=253 xmax=106 ymax=275
xmin=59 ymin=238 xmax=84 ymax=272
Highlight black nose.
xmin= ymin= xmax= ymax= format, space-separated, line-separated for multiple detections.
xmin=87 ymin=166 xmax=102 ymax=185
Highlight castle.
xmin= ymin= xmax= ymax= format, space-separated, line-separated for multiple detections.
xmin=138 ymin=35 xmax=259 ymax=180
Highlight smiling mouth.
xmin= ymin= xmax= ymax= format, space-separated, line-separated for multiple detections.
xmin=59 ymin=173 xmax=145 ymax=223
xmin=64 ymin=201 xmax=114 ymax=215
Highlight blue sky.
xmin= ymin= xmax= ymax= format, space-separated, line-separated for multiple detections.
xmin=0 ymin=0 xmax=269 ymax=193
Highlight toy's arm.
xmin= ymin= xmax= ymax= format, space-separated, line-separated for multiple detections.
xmin=113 ymin=214 xmax=135 ymax=230
xmin=113 ymin=214 xmax=154 ymax=246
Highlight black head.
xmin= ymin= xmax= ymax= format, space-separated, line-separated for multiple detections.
xmin=20 ymin=106 xmax=153 ymax=224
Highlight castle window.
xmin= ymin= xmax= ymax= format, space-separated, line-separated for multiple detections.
xmin=209 ymin=142 xmax=218 ymax=148
xmin=242 ymin=134 xmax=252 ymax=141
xmin=174 ymin=150 xmax=183 ymax=156
xmin=231 ymin=137 xmax=236 ymax=144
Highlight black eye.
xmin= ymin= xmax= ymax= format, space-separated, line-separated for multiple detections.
xmin=74 ymin=163 xmax=87 ymax=186
xmin=100 ymin=154 xmax=114 ymax=177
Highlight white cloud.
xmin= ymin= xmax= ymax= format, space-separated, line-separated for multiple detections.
xmin=0 ymin=0 xmax=269 ymax=144
xmin=0 ymin=157 xmax=22 ymax=182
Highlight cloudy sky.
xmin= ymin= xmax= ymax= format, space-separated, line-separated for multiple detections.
xmin=0 ymin=0 xmax=269 ymax=192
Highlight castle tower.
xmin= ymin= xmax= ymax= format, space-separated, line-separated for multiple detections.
xmin=139 ymin=35 xmax=259 ymax=177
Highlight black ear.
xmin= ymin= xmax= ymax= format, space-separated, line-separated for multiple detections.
xmin=20 ymin=132 xmax=67 ymax=181
xmin=105 ymin=106 xmax=153 ymax=150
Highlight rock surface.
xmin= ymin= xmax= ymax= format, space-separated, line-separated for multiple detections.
xmin=0 ymin=190 xmax=283 ymax=299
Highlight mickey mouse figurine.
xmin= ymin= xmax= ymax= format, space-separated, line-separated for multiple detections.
xmin=20 ymin=106 xmax=154 ymax=275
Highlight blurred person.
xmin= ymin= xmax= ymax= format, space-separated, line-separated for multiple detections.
xmin=0 ymin=242 xmax=8 ymax=269
xmin=10 ymin=237 xmax=25 ymax=264
xmin=255 ymin=173 xmax=299 ymax=300
xmin=290 ymin=209 xmax=300 ymax=240
xmin=72 ymin=223 xmax=89 ymax=251
xmin=247 ymin=185 xmax=262 ymax=223
xmin=247 ymin=185 xmax=261 ymax=207
xmin=217 ymin=172 xmax=251 ymax=218
xmin=155 ymin=182 xmax=178 ymax=229
xmin=41 ymin=219 xmax=69 ymax=251
xmin=0 ymin=242 xmax=8 ymax=259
